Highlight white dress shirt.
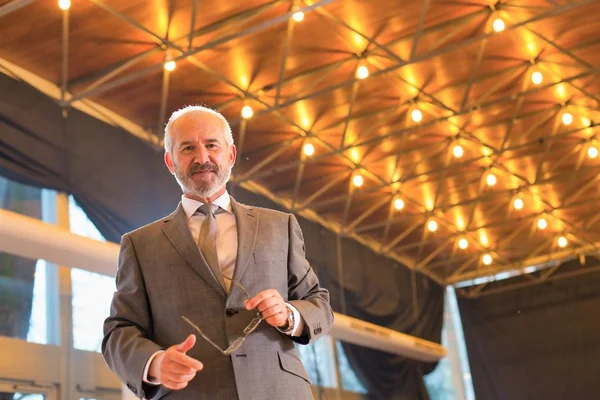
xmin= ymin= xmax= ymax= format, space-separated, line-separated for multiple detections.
xmin=143 ymin=191 xmax=304 ymax=385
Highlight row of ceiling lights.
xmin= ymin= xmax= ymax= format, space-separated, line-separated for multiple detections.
xmin=180 ymin=9 xmax=587 ymax=269
xmin=58 ymin=0 xmax=588 ymax=269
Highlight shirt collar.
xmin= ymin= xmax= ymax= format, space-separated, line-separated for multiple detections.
xmin=181 ymin=191 xmax=232 ymax=219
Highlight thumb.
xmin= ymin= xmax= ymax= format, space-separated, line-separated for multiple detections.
xmin=176 ymin=334 xmax=196 ymax=354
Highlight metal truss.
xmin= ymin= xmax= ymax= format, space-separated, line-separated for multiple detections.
xmin=2 ymin=0 xmax=599 ymax=293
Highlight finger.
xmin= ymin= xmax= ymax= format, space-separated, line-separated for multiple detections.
xmin=259 ymin=303 xmax=286 ymax=319
xmin=176 ymin=334 xmax=196 ymax=354
xmin=171 ymin=352 xmax=204 ymax=371
xmin=163 ymin=380 xmax=189 ymax=391
xmin=163 ymin=372 xmax=196 ymax=384
xmin=245 ymin=289 xmax=281 ymax=310
xmin=161 ymin=361 xmax=196 ymax=375
xmin=256 ymin=296 xmax=281 ymax=313
xmin=265 ymin=311 xmax=288 ymax=327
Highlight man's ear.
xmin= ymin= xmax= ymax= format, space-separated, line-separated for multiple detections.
xmin=165 ymin=151 xmax=175 ymax=174
xmin=229 ymin=144 xmax=237 ymax=166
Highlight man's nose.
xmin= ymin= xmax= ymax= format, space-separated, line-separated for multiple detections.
xmin=193 ymin=146 xmax=210 ymax=164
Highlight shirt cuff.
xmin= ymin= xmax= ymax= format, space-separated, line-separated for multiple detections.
xmin=143 ymin=350 xmax=164 ymax=385
xmin=280 ymin=302 xmax=305 ymax=337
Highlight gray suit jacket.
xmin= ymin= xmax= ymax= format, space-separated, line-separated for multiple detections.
xmin=102 ymin=198 xmax=334 ymax=400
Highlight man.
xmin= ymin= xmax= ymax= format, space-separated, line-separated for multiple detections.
xmin=102 ymin=105 xmax=334 ymax=400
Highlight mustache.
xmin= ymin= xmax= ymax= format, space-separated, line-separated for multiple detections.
xmin=187 ymin=162 xmax=219 ymax=175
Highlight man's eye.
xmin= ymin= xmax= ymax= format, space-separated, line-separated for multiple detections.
xmin=183 ymin=146 xmax=193 ymax=151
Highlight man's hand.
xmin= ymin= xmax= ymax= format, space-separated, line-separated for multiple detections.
xmin=149 ymin=334 xmax=203 ymax=390
xmin=244 ymin=289 xmax=290 ymax=328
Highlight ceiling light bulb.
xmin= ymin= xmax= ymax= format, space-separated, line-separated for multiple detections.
xmin=394 ymin=198 xmax=405 ymax=211
xmin=537 ymin=217 xmax=547 ymax=230
xmin=427 ymin=220 xmax=438 ymax=232
xmin=588 ymin=146 xmax=598 ymax=159
xmin=531 ymin=71 xmax=543 ymax=85
xmin=486 ymin=173 xmax=497 ymax=187
xmin=303 ymin=143 xmax=315 ymax=156
xmin=58 ymin=0 xmax=71 ymax=10
xmin=352 ymin=174 xmax=364 ymax=187
xmin=482 ymin=254 xmax=493 ymax=265
xmin=411 ymin=109 xmax=423 ymax=122
xmin=458 ymin=238 xmax=468 ymax=250
xmin=241 ymin=105 xmax=253 ymax=119
xmin=453 ymin=144 xmax=464 ymax=158
xmin=356 ymin=65 xmax=369 ymax=79
xmin=164 ymin=60 xmax=176 ymax=72
xmin=513 ymin=197 xmax=524 ymax=210
xmin=558 ymin=236 xmax=568 ymax=248
xmin=562 ymin=112 xmax=573 ymax=125
xmin=492 ymin=18 xmax=505 ymax=32
xmin=581 ymin=117 xmax=591 ymax=127
xmin=292 ymin=11 xmax=304 ymax=22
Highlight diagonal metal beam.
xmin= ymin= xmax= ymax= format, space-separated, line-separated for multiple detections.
xmin=236 ymin=141 xmax=292 ymax=182
xmin=248 ymin=0 xmax=593 ymax=121
xmin=448 ymin=240 xmax=600 ymax=284
xmin=340 ymin=79 xmax=361 ymax=148
xmin=0 ymin=0 xmax=34 ymax=18
xmin=469 ymin=263 xmax=600 ymax=298
xmin=158 ymin=68 xmax=171 ymax=136
xmin=67 ymin=0 xmax=336 ymax=105
xmin=241 ymin=67 xmax=600 ymax=186
xmin=274 ymin=9 xmax=295 ymax=106
xmin=415 ymin=239 xmax=451 ymax=270
xmin=410 ymin=0 xmax=431 ymax=61
xmin=188 ymin=0 xmax=198 ymax=51
xmin=383 ymin=221 xmax=423 ymax=253
xmin=60 ymin=5 xmax=70 ymax=105
xmin=343 ymin=195 xmax=392 ymax=233
xmin=297 ymin=172 xmax=350 ymax=209
xmin=460 ymin=38 xmax=488 ymax=112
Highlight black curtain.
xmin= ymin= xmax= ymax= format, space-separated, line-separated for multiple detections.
xmin=458 ymin=258 xmax=600 ymax=400
xmin=0 ymin=73 xmax=181 ymax=243
xmin=1 ymin=72 xmax=444 ymax=399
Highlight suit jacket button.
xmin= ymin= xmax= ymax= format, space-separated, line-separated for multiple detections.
xmin=226 ymin=308 xmax=237 ymax=317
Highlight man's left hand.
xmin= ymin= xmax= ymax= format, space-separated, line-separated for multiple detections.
xmin=244 ymin=289 xmax=289 ymax=328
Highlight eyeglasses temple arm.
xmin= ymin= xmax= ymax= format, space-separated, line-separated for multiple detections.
xmin=221 ymin=275 xmax=252 ymax=300
xmin=181 ymin=316 xmax=228 ymax=355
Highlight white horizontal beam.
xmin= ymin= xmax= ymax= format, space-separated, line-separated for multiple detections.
xmin=0 ymin=209 xmax=446 ymax=362
xmin=0 ymin=209 xmax=119 ymax=277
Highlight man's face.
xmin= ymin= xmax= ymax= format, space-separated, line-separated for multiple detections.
xmin=164 ymin=111 xmax=236 ymax=199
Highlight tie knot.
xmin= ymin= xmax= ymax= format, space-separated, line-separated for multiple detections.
xmin=198 ymin=203 xmax=219 ymax=216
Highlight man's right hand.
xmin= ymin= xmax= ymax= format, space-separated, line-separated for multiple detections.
xmin=149 ymin=334 xmax=203 ymax=390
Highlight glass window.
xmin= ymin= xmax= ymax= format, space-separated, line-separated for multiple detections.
xmin=69 ymin=196 xmax=116 ymax=352
xmin=424 ymin=286 xmax=475 ymax=400
xmin=336 ymin=340 xmax=368 ymax=393
xmin=0 ymin=176 xmax=52 ymax=345
xmin=9 ymin=394 xmax=46 ymax=400
xmin=296 ymin=335 xmax=338 ymax=388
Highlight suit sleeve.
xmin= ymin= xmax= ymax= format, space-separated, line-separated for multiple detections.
xmin=285 ymin=214 xmax=335 ymax=345
xmin=102 ymin=234 xmax=163 ymax=399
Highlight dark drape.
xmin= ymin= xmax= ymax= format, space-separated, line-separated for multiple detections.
xmin=1 ymin=72 xmax=444 ymax=399
xmin=0 ymin=73 xmax=181 ymax=242
xmin=458 ymin=258 xmax=600 ymax=400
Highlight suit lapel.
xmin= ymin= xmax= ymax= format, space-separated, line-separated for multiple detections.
xmin=231 ymin=198 xmax=258 ymax=285
xmin=161 ymin=203 xmax=227 ymax=298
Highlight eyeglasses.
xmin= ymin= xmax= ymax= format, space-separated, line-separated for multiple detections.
xmin=182 ymin=276 xmax=262 ymax=356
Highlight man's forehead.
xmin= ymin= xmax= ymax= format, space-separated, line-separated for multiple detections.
xmin=171 ymin=111 xmax=226 ymax=140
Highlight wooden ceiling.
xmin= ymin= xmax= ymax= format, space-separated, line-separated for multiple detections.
xmin=2 ymin=0 xmax=600 ymax=296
